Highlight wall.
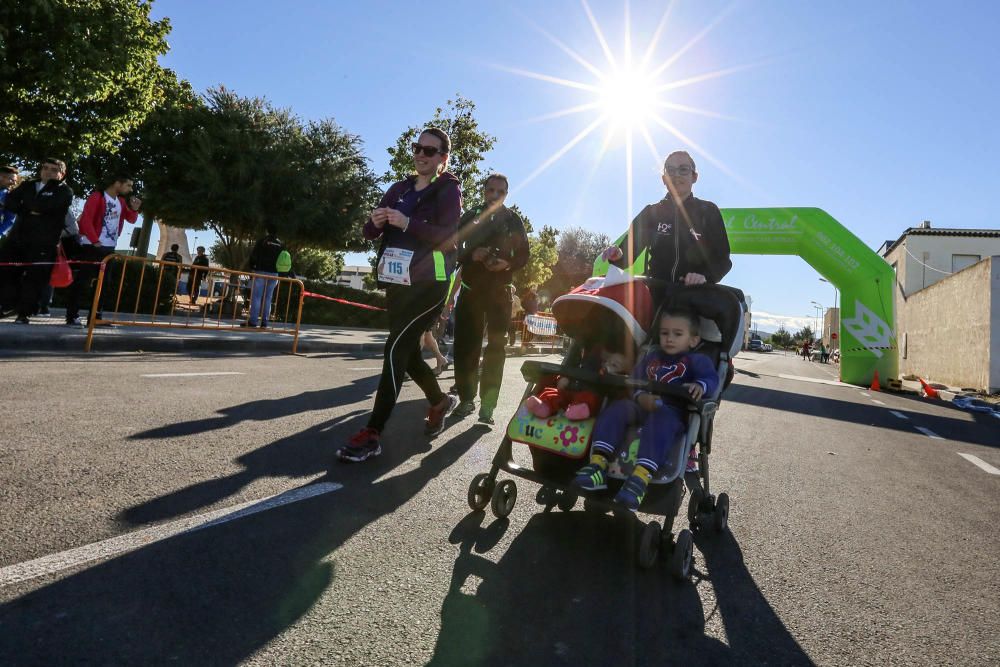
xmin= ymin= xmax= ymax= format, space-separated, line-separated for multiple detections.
xmin=886 ymin=234 xmax=1000 ymax=297
xmin=898 ymin=256 xmax=998 ymax=392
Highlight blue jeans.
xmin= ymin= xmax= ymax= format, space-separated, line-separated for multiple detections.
xmin=590 ymin=398 xmax=686 ymax=474
xmin=248 ymin=272 xmax=278 ymax=325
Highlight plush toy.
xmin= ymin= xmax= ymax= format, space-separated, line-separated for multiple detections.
xmin=524 ymin=349 xmax=630 ymax=421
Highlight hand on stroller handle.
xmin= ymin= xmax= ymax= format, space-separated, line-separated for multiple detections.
xmin=519 ymin=361 xmax=708 ymax=408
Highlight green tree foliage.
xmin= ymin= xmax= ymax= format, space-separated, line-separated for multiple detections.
xmin=543 ymin=226 xmax=610 ymax=297
xmin=0 ymin=0 xmax=172 ymax=168
xmin=793 ymin=325 xmax=815 ymax=343
xmin=383 ymin=95 xmax=497 ymax=198
xmin=515 ymin=225 xmax=559 ymax=293
xmin=769 ymin=326 xmax=794 ymax=348
xmin=139 ymin=87 xmax=380 ymax=268
xmin=290 ymin=247 xmax=344 ymax=281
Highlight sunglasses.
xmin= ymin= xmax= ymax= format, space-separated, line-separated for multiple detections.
xmin=664 ymin=166 xmax=694 ymax=177
xmin=411 ymin=142 xmax=446 ymax=158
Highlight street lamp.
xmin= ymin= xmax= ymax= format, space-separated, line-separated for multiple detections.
xmin=810 ymin=300 xmax=823 ymax=342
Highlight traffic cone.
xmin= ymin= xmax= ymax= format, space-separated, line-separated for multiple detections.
xmin=918 ymin=377 xmax=940 ymax=399
xmin=869 ymin=370 xmax=880 ymax=392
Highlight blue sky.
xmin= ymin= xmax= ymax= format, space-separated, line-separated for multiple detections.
xmin=145 ymin=0 xmax=999 ymax=331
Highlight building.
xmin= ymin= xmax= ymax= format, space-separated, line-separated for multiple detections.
xmin=334 ymin=265 xmax=373 ymax=291
xmin=822 ymin=308 xmax=840 ymax=351
xmin=879 ymin=223 xmax=1000 ymax=392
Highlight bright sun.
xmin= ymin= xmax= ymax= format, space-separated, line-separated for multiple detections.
xmin=598 ymin=68 xmax=657 ymax=130
xmin=499 ymin=0 xmax=753 ymax=217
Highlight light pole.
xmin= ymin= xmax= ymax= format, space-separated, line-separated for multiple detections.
xmin=810 ymin=301 xmax=823 ymax=342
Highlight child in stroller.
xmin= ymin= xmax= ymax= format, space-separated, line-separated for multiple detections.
xmin=571 ymin=308 xmax=719 ymax=510
xmin=523 ymin=346 xmax=630 ymax=421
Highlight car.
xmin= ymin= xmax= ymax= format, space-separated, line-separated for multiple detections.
xmin=748 ymin=339 xmax=764 ymax=351
xmin=763 ymin=343 xmax=773 ymax=352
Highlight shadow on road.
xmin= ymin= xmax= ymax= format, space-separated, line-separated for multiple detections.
xmin=725 ymin=384 xmax=998 ymax=448
xmin=0 ymin=421 xmax=488 ymax=666
xmin=429 ymin=510 xmax=812 ymax=666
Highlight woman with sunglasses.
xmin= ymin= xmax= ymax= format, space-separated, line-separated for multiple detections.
xmin=338 ymin=127 xmax=462 ymax=463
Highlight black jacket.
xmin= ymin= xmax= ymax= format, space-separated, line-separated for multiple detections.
xmin=614 ymin=194 xmax=731 ymax=283
xmin=4 ymin=178 xmax=74 ymax=248
xmin=457 ymin=204 xmax=529 ymax=290
xmin=247 ymin=234 xmax=284 ymax=273
xmin=161 ymin=251 xmax=183 ymax=264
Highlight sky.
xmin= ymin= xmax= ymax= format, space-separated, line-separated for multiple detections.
xmin=143 ymin=0 xmax=1000 ymax=332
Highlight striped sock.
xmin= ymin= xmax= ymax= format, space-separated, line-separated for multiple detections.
xmin=633 ymin=465 xmax=652 ymax=484
xmin=590 ymin=453 xmax=609 ymax=469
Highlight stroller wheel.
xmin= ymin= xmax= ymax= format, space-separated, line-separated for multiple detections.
xmin=556 ymin=489 xmax=577 ymax=512
xmin=670 ymin=529 xmax=694 ymax=580
xmin=535 ymin=485 xmax=557 ymax=506
xmin=687 ymin=488 xmax=705 ymax=528
xmin=713 ymin=492 xmax=730 ymax=532
xmin=468 ymin=473 xmax=494 ymax=511
xmin=637 ymin=521 xmax=661 ymax=569
xmin=490 ymin=480 xmax=518 ymax=518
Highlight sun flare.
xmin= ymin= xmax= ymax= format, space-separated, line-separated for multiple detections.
xmin=502 ymin=1 xmax=755 ymax=216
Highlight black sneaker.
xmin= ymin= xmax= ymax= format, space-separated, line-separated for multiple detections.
xmin=452 ymin=400 xmax=476 ymax=419
xmin=477 ymin=407 xmax=495 ymax=426
xmin=425 ymin=394 xmax=459 ymax=436
xmin=14 ymin=315 xmax=29 ymax=325
xmin=66 ymin=317 xmax=83 ymax=327
xmin=337 ymin=427 xmax=381 ymax=463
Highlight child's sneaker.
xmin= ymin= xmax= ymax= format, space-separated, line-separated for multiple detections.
xmin=613 ymin=474 xmax=648 ymax=511
xmin=685 ymin=449 xmax=699 ymax=474
xmin=338 ymin=427 xmax=381 ymax=463
xmin=572 ymin=463 xmax=608 ymax=491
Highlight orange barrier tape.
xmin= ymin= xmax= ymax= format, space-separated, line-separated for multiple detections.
xmin=302 ymin=291 xmax=386 ymax=311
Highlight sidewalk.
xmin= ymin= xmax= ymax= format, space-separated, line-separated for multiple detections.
xmin=0 ymin=308 xmax=564 ymax=357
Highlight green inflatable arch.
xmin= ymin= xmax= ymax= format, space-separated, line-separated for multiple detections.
xmin=593 ymin=207 xmax=896 ymax=386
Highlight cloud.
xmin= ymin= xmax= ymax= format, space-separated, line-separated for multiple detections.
xmin=753 ymin=311 xmax=815 ymax=333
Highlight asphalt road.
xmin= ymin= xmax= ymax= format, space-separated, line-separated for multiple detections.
xmin=0 ymin=348 xmax=997 ymax=666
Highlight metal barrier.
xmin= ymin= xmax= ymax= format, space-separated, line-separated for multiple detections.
xmin=83 ymin=254 xmax=305 ymax=353
xmin=511 ymin=311 xmax=565 ymax=353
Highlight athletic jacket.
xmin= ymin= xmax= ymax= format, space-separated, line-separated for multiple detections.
xmin=364 ymin=172 xmax=462 ymax=285
xmin=456 ymin=204 xmax=529 ymax=290
xmin=632 ymin=348 xmax=720 ymax=405
xmin=614 ymin=194 xmax=731 ymax=284
xmin=77 ymin=190 xmax=140 ymax=246
xmin=3 ymin=178 xmax=74 ymax=248
xmin=247 ymin=234 xmax=285 ymax=273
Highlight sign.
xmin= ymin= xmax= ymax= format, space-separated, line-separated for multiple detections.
xmin=524 ymin=314 xmax=558 ymax=336
xmin=831 ymin=332 xmax=838 ymax=339
xmin=376 ymin=247 xmax=413 ymax=286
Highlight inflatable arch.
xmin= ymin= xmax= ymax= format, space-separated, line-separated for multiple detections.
xmin=593 ymin=207 xmax=896 ymax=386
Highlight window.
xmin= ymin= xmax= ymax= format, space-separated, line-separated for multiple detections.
xmin=951 ymin=254 xmax=980 ymax=273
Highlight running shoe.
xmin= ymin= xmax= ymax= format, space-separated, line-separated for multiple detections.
xmin=613 ymin=474 xmax=648 ymax=511
xmin=66 ymin=317 xmax=82 ymax=327
xmin=337 ymin=427 xmax=381 ymax=463
xmin=14 ymin=315 xmax=29 ymax=325
xmin=572 ymin=463 xmax=608 ymax=491
xmin=477 ymin=406 xmax=495 ymax=425
xmin=685 ymin=450 xmax=699 ymax=474
xmin=452 ymin=399 xmax=476 ymax=419
xmin=425 ymin=394 xmax=459 ymax=436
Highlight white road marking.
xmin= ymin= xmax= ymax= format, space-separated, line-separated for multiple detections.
xmin=914 ymin=426 xmax=944 ymax=440
xmin=957 ymin=453 xmax=1000 ymax=475
xmin=859 ymin=392 xmax=871 ymax=398
xmin=141 ymin=372 xmax=245 ymax=378
xmin=777 ymin=374 xmax=852 ymax=387
xmin=889 ymin=410 xmax=909 ymax=420
xmin=871 ymin=399 xmax=886 ymax=405
xmin=0 ymin=482 xmax=341 ymax=587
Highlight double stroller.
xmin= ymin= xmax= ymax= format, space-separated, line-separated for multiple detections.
xmin=466 ymin=270 xmax=747 ymax=577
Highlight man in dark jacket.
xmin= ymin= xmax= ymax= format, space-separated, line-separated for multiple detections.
xmin=452 ymin=174 xmax=529 ymax=424
xmin=603 ymin=151 xmax=731 ymax=303
xmin=0 ymin=158 xmax=74 ymax=324
xmin=243 ymin=224 xmax=285 ymax=327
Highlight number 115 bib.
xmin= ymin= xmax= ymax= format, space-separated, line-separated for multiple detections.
xmin=377 ymin=247 xmax=413 ymax=286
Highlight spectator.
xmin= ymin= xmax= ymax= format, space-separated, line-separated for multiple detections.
xmin=243 ymin=224 xmax=285 ymax=328
xmin=509 ymin=285 xmax=522 ymax=346
xmin=520 ymin=285 xmax=539 ymax=352
xmin=452 ymin=174 xmax=529 ymax=425
xmin=0 ymin=165 xmax=19 ymax=238
xmin=161 ymin=243 xmax=182 ymax=264
xmin=337 ymin=127 xmax=461 ymax=463
xmin=0 ymin=158 xmax=74 ymax=324
xmin=64 ymin=174 xmax=141 ymax=326
xmin=189 ymin=246 xmax=209 ymax=304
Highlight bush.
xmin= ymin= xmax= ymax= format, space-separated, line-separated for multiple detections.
xmin=298 ymin=280 xmax=387 ymax=329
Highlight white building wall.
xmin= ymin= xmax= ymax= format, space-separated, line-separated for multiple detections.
xmin=886 ymin=234 xmax=1000 ymax=297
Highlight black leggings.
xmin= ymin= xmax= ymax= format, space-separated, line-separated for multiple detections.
xmin=368 ymin=282 xmax=449 ymax=432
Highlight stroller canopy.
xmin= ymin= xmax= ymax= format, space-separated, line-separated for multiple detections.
xmin=552 ymin=267 xmax=653 ymax=353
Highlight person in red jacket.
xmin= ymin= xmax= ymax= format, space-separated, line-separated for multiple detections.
xmin=64 ymin=174 xmax=141 ymax=326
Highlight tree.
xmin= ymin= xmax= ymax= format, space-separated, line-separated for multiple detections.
xmin=793 ymin=325 xmax=815 ymax=343
xmin=139 ymin=87 xmax=380 ymax=268
xmin=515 ymin=225 xmax=559 ymax=293
xmin=543 ymin=226 xmax=610 ymax=297
xmin=289 ymin=247 xmax=344 ymax=282
xmin=383 ymin=95 xmax=497 ymax=197
xmin=770 ymin=326 xmax=794 ymax=348
xmin=0 ymin=0 xmax=172 ymax=168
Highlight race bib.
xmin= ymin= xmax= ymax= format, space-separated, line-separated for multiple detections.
xmin=377 ymin=247 xmax=413 ymax=286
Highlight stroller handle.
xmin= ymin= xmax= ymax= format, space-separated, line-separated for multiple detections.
xmin=520 ymin=360 xmax=704 ymax=409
